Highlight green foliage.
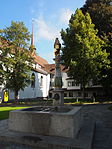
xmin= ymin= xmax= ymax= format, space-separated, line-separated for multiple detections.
xmin=0 ymin=21 xmax=33 ymax=101
xmin=61 ymin=9 xmax=110 ymax=95
xmin=4 ymin=49 xmax=32 ymax=91
xmin=81 ymin=0 xmax=112 ymax=35
xmin=1 ymin=21 xmax=31 ymax=48
xmin=0 ymin=37 xmax=11 ymax=85
xmin=81 ymin=0 xmax=112 ymax=97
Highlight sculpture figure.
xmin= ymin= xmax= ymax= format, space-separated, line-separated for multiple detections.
xmin=54 ymin=38 xmax=61 ymax=56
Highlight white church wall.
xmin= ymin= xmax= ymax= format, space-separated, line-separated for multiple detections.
xmin=38 ymin=73 xmax=50 ymax=97
xmin=0 ymin=88 xmax=3 ymax=100
xmin=46 ymin=74 xmax=50 ymax=97
xmin=62 ymin=72 xmax=68 ymax=88
xmin=8 ymin=70 xmax=50 ymax=100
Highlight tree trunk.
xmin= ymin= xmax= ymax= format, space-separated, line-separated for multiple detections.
xmin=14 ymin=90 xmax=19 ymax=104
xmin=82 ymin=85 xmax=85 ymax=100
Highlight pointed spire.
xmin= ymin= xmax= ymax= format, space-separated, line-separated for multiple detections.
xmin=30 ymin=19 xmax=36 ymax=54
xmin=31 ymin=20 xmax=34 ymax=46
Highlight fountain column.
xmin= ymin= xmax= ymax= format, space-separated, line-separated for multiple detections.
xmin=53 ymin=38 xmax=64 ymax=106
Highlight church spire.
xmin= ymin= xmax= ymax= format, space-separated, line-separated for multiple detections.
xmin=30 ymin=20 xmax=36 ymax=54
xmin=31 ymin=21 xmax=34 ymax=46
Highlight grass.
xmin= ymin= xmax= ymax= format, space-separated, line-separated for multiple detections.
xmin=0 ymin=106 xmax=29 ymax=120
xmin=1 ymin=99 xmax=112 ymax=120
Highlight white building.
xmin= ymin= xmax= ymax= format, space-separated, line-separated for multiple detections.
xmin=0 ymin=49 xmax=104 ymax=101
xmin=0 ymin=47 xmax=50 ymax=100
xmin=0 ymin=26 xmax=104 ymax=101
xmin=0 ymin=28 xmax=51 ymax=100
xmin=44 ymin=64 xmax=104 ymax=99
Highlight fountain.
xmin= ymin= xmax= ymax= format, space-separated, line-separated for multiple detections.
xmin=52 ymin=38 xmax=64 ymax=106
xmin=9 ymin=38 xmax=83 ymax=139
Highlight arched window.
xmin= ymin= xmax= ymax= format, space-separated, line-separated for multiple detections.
xmin=40 ymin=76 xmax=43 ymax=87
xmin=31 ymin=73 xmax=35 ymax=88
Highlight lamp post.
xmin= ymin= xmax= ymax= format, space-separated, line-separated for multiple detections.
xmin=53 ymin=38 xmax=64 ymax=106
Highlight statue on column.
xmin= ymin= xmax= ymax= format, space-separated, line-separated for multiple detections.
xmin=54 ymin=38 xmax=61 ymax=57
xmin=53 ymin=38 xmax=64 ymax=106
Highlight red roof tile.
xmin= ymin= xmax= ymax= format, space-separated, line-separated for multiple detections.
xmin=44 ymin=64 xmax=68 ymax=74
xmin=32 ymin=68 xmax=48 ymax=75
xmin=32 ymin=52 xmax=49 ymax=68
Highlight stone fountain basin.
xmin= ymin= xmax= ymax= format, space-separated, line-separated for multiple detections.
xmin=9 ymin=106 xmax=83 ymax=138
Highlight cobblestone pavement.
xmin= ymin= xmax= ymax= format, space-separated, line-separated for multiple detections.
xmin=0 ymin=119 xmax=40 ymax=149
xmin=0 ymin=104 xmax=112 ymax=149
xmin=0 ymin=143 xmax=41 ymax=149
xmin=0 ymin=120 xmax=8 ymax=134
xmin=81 ymin=104 xmax=112 ymax=149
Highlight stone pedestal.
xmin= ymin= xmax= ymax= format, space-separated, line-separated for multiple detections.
xmin=52 ymin=89 xmax=64 ymax=106
xmin=53 ymin=38 xmax=65 ymax=106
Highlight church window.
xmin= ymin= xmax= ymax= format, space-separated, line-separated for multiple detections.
xmin=40 ymin=76 xmax=43 ymax=87
xmin=31 ymin=73 xmax=35 ymax=88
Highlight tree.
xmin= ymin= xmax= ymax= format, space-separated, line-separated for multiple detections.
xmin=0 ymin=21 xmax=33 ymax=102
xmin=61 ymin=9 xmax=109 ymax=98
xmin=81 ymin=0 xmax=112 ymax=56
xmin=81 ymin=0 xmax=112 ymax=35
xmin=81 ymin=0 xmax=112 ymax=97
xmin=0 ymin=37 xmax=11 ymax=85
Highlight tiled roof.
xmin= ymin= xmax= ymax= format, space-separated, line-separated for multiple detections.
xmin=44 ymin=64 xmax=68 ymax=74
xmin=0 ymin=37 xmax=68 ymax=75
xmin=32 ymin=52 xmax=49 ymax=68
xmin=32 ymin=67 xmax=48 ymax=75
xmin=0 ymin=37 xmax=49 ymax=74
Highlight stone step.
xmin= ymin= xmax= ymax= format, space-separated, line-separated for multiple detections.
xmin=92 ymin=121 xmax=112 ymax=149
xmin=0 ymin=119 xmax=95 ymax=149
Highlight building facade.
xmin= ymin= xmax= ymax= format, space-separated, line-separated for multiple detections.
xmin=0 ymin=25 xmax=104 ymax=101
xmin=0 ymin=48 xmax=50 ymax=100
xmin=44 ymin=64 xmax=104 ymax=100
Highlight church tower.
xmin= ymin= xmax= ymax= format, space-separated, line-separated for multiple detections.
xmin=30 ymin=21 xmax=36 ymax=53
xmin=31 ymin=22 xmax=34 ymax=46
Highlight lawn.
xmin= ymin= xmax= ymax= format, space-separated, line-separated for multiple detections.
xmin=0 ymin=106 xmax=29 ymax=120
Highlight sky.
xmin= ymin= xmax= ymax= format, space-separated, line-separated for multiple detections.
xmin=0 ymin=0 xmax=86 ymax=63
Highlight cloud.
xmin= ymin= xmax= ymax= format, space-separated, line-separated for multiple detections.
xmin=60 ymin=8 xmax=74 ymax=24
xmin=34 ymin=17 xmax=60 ymax=41
xmin=32 ymin=0 xmax=60 ymax=41
xmin=32 ymin=7 xmax=74 ymax=42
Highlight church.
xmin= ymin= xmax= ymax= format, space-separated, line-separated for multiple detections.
xmin=0 ymin=25 xmax=51 ymax=101
xmin=0 ymin=25 xmax=104 ymax=102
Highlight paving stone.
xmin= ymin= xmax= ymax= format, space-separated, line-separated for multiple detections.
xmin=0 ymin=141 xmax=41 ymax=149
xmin=81 ymin=104 xmax=112 ymax=149
xmin=0 ymin=104 xmax=112 ymax=149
